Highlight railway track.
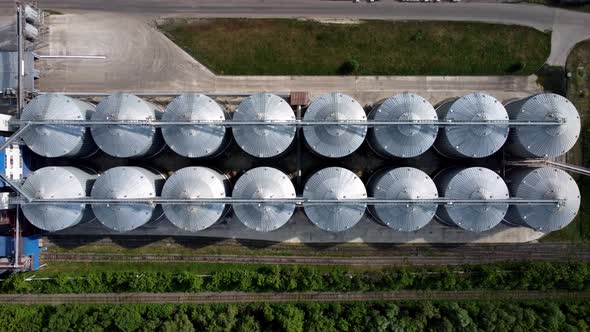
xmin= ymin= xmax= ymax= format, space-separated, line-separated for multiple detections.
xmin=1 ymin=290 xmax=588 ymax=305
xmin=42 ymin=242 xmax=590 ymax=265
xmin=44 ymin=237 xmax=590 ymax=255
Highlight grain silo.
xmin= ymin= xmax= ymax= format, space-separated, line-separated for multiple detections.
xmin=505 ymin=93 xmax=580 ymax=158
xmin=303 ymin=167 xmax=367 ymax=232
xmin=161 ymin=167 xmax=230 ymax=232
xmin=21 ymin=166 xmax=96 ymax=232
xmin=20 ymin=94 xmax=98 ymax=158
xmin=504 ymin=167 xmax=580 ymax=232
xmin=91 ymin=166 xmax=165 ymax=232
xmin=232 ymin=167 xmax=296 ymax=232
xmin=232 ymin=93 xmax=296 ymax=158
xmin=434 ymin=93 xmax=509 ymax=158
xmin=368 ymin=93 xmax=438 ymax=158
xmin=24 ymin=23 xmax=38 ymax=41
xmin=367 ymin=167 xmax=438 ymax=232
xmin=91 ymin=93 xmax=165 ymax=158
xmin=24 ymin=5 xmax=40 ymax=25
xmin=162 ymin=94 xmax=229 ymax=158
xmin=303 ymin=92 xmax=367 ymax=158
xmin=435 ymin=167 xmax=509 ymax=232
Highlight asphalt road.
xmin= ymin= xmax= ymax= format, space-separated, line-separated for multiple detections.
xmin=0 ymin=1 xmax=564 ymax=29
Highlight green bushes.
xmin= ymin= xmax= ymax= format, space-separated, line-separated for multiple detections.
xmin=3 ymin=262 xmax=590 ymax=294
xmin=1 ymin=301 xmax=590 ymax=332
xmin=338 ymin=59 xmax=360 ymax=75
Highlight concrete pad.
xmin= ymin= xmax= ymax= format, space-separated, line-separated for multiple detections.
xmin=37 ymin=13 xmax=215 ymax=92
xmin=54 ymin=211 xmax=545 ymax=243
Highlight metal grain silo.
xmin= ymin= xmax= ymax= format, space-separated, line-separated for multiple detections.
xmin=232 ymin=167 xmax=296 ymax=232
xmin=91 ymin=166 xmax=165 ymax=232
xmin=434 ymin=93 xmax=509 ymax=158
xmin=24 ymin=5 xmax=40 ymax=25
xmin=504 ymin=167 xmax=580 ymax=232
xmin=368 ymin=93 xmax=438 ymax=158
xmin=303 ymin=93 xmax=367 ymax=158
xmin=21 ymin=94 xmax=98 ymax=158
xmin=232 ymin=93 xmax=296 ymax=158
xmin=21 ymin=166 xmax=96 ymax=232
xmin=506 ymin=93 xmax=580 ymax=158
xmin=24 ymin=23 xmax=38 ymax=41
xmin=303 ymin=167 xmax=367 ymax=232
xmin=162 ymin=167 xmax=230 ymax=232
xmin=91 ymin=93 xmax=165 ymax=158
xmin=162 ymin=94 xmax=229 ymax=158
xmin=367 ymin=167 xmax=438 ymax=232
xmin=435 ymin=167 xmax=509 ymax=232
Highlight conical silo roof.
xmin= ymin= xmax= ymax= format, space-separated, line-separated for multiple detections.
xmin=303 ymin=167 xmax=367 ymax=232
xmin=162 ymin=167 xmax=230 ymax=232
xmin=368 ymin=167 xmax=438 ymax=232
xmin=435 ymin=167 xmax=509 ymax=232
xmin=368 ymin=93 xmax=438 ymax=158
xmin=506 ymin=93 xmax=580 ymax=158
xmin=91 ymin=166 xmax=165 ymax=232
xmin=91 ymin=93 xmax=164 ymax=158
xmin=232 ymin=93 xmax=296 ymax=158
xmin=21 ymin=94 xmax=98 ymax=158
xmin=232 ymin=167 xmax=296 ymax=232
xmin=505 ymin=167 xmax=580 ymax=232
xmin=22 ymin=166 xmax=96 ymax=232
xmin=162 ymin=94 xmax=228 ymax=158
xmin=434 ymin=93 xmax=508 ymax=158
xmin=303 ymin=93 xmax=367 ymax=158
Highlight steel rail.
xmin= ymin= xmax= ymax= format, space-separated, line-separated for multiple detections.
xmin=0 ymin=122 xmax=30 ymax=150
xmin=0 ymin=290 xmax=588 ymax=304
xmin=506 ymin=159 xmax=590 ymax=177
xmin=10 ymin=119 xmax=564 ymax=126
xmin=33 ymin=55 xmax=107 ymax=59
xmin=35 ymin=92 xmax=290 ymax=98
xmin=11 ymin=198 xmax=563 ymax=206
xmin=0 ymin=174 xmax=32 ymax=202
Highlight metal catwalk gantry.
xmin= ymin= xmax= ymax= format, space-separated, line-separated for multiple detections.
xmin=0 ymin=102 xmax=570 ymax=209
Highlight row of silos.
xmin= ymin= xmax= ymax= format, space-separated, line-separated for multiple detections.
xmin=20 ymin=92 xmax=580 ymax=160
xmin=21 ymin=165 xmax=580 ymax=235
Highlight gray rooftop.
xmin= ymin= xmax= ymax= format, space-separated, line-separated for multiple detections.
xmin=162 ymin=167 xmax=229 ymax=232
xmin=232 ymin=167 xmax=296 ymax=232
xmin=368 ymin=167 xmax=438 ymax=232
xmin=368 ymin=93 xmax=438 ymax=158
xmin=0 ymin=51 xmax=38 ymax=92
xmin=303 ymin=167 xmax=367 ymax=232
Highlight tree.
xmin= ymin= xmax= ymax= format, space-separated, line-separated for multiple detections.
xmin=275 ymin=305 xmax=305 ymax=332
xmin=1 ymin=274 xmax=32 ymax=293
xmin=237 ymin=315 xmax=261 ymax=332
xmin=110 ymin=306 xmax=143 ymax=332
xmin=161 ymin=312 xmax=195 ymax=332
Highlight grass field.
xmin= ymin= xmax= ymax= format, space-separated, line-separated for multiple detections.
xmin=541 ymin=40 xmax=590 ymax=242
xmin=159 ymin=19 xmax=550 ymax=76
